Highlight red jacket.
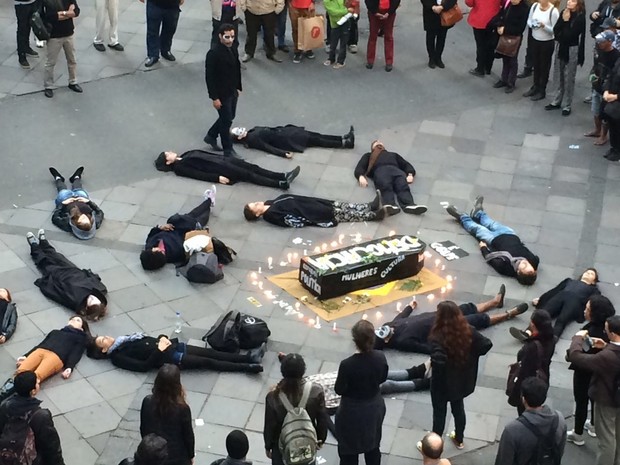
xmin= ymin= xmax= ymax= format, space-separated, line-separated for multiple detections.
xmin=465 ymin=0 xmax=501 ymax=29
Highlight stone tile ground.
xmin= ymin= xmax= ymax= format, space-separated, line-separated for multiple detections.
xmin=1 ymin=0 xmax=620 ymax=464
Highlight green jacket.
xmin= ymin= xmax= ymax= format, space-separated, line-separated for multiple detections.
xmin=324 ymin=0 xmax=349 ymax=27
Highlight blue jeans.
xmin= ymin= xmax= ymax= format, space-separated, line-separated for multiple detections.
xmin=146 ymin=1 xmax=180 ymax=58
xmin=460 ymin=211 xmax=515 ymax=243
xmin=55 ymin=189 xmax=89 ymax=207
xmin=207 ymin=94 xmax=238 ymax=152
xmin=276 ymin=2 xmax=287 ymax=47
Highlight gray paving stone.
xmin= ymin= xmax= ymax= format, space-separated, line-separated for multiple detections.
xmin=46 ymin=378 xmax=105 ymax=413
xmin=546 ymin=195 xmax=587 ymax=216
xmin=419 ymin=120 xmax=455 ymax=137
xmin=200 ymin=394 xmax=254 ymax=428
xmin=65 ymin=401 xmax=122 ymax=438
xmin=523 ymin=133 xmax=560 ymax=151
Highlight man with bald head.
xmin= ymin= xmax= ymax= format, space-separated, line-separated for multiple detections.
xmin=418 ymin=432 xmax=451 ymax=464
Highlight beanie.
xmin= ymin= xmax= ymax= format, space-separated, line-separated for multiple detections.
xmin=226 ymin=430 xmax=249 ymax=459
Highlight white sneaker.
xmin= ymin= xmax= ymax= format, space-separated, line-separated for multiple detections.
xmin=567 ymin=430 xmax=585 ymax=446
xmin=348 ymin=44 xmax=358 ymax=53
xmin=585 ymin=420 xmax=597 ymax=437
xmin=203 ymin=184 xmax=217 ymax=207
xmin=36 ymin=39 xmax=46 ymax=48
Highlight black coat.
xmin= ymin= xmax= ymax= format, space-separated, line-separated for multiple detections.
xmin=421 ymin=0 xmax=457 ymax=31
xmin=554 ymin=10 xmax=585 ymax=66
xmin=144 ymin=213 xmax=202 ymax=263
xmin=365 ymin=0 xmax=400 ymax=14
xmin=108 ymin=336 xmax=177 ymax=372
xmin=480 ymin=234 xmax=540 ymax=277
xmin=374 ymin=308 xmax=436 ymax=354
xmin=51 ymin=200 xmax=104 ymax=234
xmin=354 ymin=150 xmax=416 ymax=180
xmin=262 ymin=194 xmax=337 ymax=228
xmin=244 ymin=126 xmax=310 ymax=157
xmin=26 ymin=326 xmax=90 ymax=370
xmin=140 ymin=395 xmax=195 ymax=465
xmin=430 ymin=329 xmax=492 ymax=401
xmin=512 ymin=335 xmax=556 ymax=402
xmin=0 ymin=301 xmax=18 ymax=341
xmin=489 ymin=0 xmax=529 ymax=36
xmin=537 ymin=278 xmax=600 ymax=312
xmin=0 ymin=396 xmax=65 ymax=465
xmin=205 ymin=42 xmax=242 ymax=100
xmin=171 ymin=150 xmax=252 ymax=184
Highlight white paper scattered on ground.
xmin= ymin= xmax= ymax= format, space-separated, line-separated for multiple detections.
xmin=195 ymin=419 xmax=204 ymax=426
xmin=316 ymin=457 xmax=326 ymax=465
xmin=440 ymin=201 xmax=449 ymax=207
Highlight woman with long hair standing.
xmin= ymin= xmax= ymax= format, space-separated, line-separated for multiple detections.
xmin=335 ymin=320 xmax=388 ymax=465
xmin=523 ymin=0 xmax=559 ymax=100
xmin=545 ymin=0 xmax=586 ymax=115
xmin=429 ymin=301 xmax=493 ymax=449
xmin=140 ymin=364 xmax=195 ymax=465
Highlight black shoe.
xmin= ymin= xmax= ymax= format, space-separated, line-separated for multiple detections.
xmin=373 ymin=206 xmax=387 ymax=221
xmin=279 ymin=180 xmax=290 ymax=190
xmin=562 ymin=108 xmax=571 ymax=116
xmin=404 ymin=204 xmax=428 ymax=215
xmin=428 ymin=58 xmax=436 ymax=69
xmin=497 ymin=283 xmax=506 ymax=308
xmin=504 ymin=85 xmax=515 ymax=94
xmin=522 ymin=86 xmax=537 ymax=97
xmin=385 ymin=64 xmax=393 ymax=72
xmin=224 ymin=148 xmax=243 ymax=159
xmin=509 ymin=326 xmax=530 ymax=342
xmin=545 ymin=103 xmax=560 ymax=111
xmin=469 ymin=68 xmax=485 ymax=77
xmin=445 ymin=205 xmax=463 ymax=220
xmin=344 ymin=125 xmax=355 ymax=148
xmin=68 ymin=83 xmax=83 ymax=93
xmin=604 ymin=148 xmax=618 ymax=159
xmin=366 ymin=62 xmax=374 ymax=69
xmin=266 ymin=54 xmax=283 ymax=63
xmin=18 ymin=55 xmax=30 ymax=69
xmin=108 ymin=43 xmax=124 ymax=51
xmin=145 ymin=57 xmax=159 ymax=67
xmin=162 ymin=51 xmax=176 ymax=61
xmin=278 ymin=45 xmax=290 ymax=53
xmin=49 ymin=167 xmax=64 ymax=181
xmin=0 ymin=378 xmax=15 ymax=403
xmin=485 ymin=69 xmax=492 ymax=75
xmin=507 ymin=303 xmax=529 ymax=319
xmin=70 ymin=166 xmax=84 ymax=183
xmin=607 ymin=150 xmax=620 ymax=161
xmin=44 ymin=88 xmax=53 ymax=98
xmin=385 ymin=205 xmax=401 ymax=216
xmin=203 ymin=134 xmax=223 ymax=151
xmin=249 ymin=364 xmax=264 ymax=373
xmin=435 ymin=58 xmax=445 ymax=69
xmin=369 ymin=189 xmax=383 ymax=212
xmin=470 ymin=195 xmax=484 ymax=218
xmin=530 ymin=91 xmax=546 ymax=101
xmin=304 ymin=50 xmax=315 ymax=59
xmin=93 ymin=43 xmax=106 ymax=52
xmin=293 ymin=52 xmax=303 ymax=63
xmin=517 ymin=68 xmax=532 ymax=79
xmin=286 ymin=165 xmax=301 ymax=184
xmin=493 ymin=80 xmax=507 ymax=88
xmin=25 ymin=48 xmax=39 ymax=57
xmin=248 ymin=342 xmax=266 ymax=363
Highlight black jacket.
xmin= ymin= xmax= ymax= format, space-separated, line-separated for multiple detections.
xmin=590 ymin=0 xmax=620 ymax=37
xmin=480 ymin=234 xmax=539 ymax=277
xmin=605 ymin=57 xmax=620 ymax=94
xmin=52 ymin=200 xmax=104 ymax=234
xmin=430 ymin=329 xmax=492 ymax=401
xmin=26 ymin=326 xmax=90 ymax=370
xmin=108 ymin=336 xmax=177 ymax=372
xmin=211 ymin=458 xmax=253 ymax=465
xmin=421 ymin=0 xmax=457 ymax=31
xmin=262 ymin=194 xmax=337 ymax=228
xmin=144 ymin=214 xmax=202 ymax=263
xmin=140 ymin=395 xmax=195 ymax=465
xmin=42 ymin=0 xmax=80 ymax=38
xmin=170 ymin=150 xmax=250 ymax=184
xmin=489 ymin=0 xmax=529 ymax=36
xmin=374 ymin=308 xmax=436 ymax=354
xmin=365 ymin=0 xmax=400 ymax=14
xmin=554 ymin=9 xmax=585 ymax=66
xmin=538 ymin=278 xmax=600 ymax=310
xmin=244 ymin=126 xmax=310 ymax=157
xmin=0 ymin=301 xmax=18 ymax=341
xmin=205 ymin=42 xmax=242 ymax=101
xmin=0 ymin=396 xmax=65 ymax=465
xmin=354 ymin=150 xmax=416 ymax=180
xmin=512 ymin=335 xmax=556 ymax=402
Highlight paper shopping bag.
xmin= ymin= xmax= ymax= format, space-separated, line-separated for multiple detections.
xmin=298 ymin=15 xmax=325 ymax=51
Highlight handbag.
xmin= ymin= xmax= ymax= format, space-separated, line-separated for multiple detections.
xmin=30 ymin=11 xmax=51 ymax=41
xmin=297 ymin=15 xmax=325 ymax=51
xmin=495 ymin=34 xmax=522 ymax=57
xmin=506 ymin=341 xmax=549 ymax=407
xmin=440 ymin=3 xmax=463 ymax=27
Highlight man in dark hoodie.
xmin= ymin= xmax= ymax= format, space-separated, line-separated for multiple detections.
xmin=354 ymin=140 xmax=427 ymax=216
xmin=155 ymin=150 xmax=301 ymax=189
xmin=0 ymin=371 xmax=65 ymax=465
xmin=446 ymin=196 xmax=540 ymax=285
xmin=27 ymin=230 xmax=108 ymax=320
xmin=211 ymin=430 xmax=251 ymax=465
xmin=494 ymin=376 xmax=566 ymax=465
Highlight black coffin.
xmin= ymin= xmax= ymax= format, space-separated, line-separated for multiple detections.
xmin=298 ymin=235 xmax=426 ymax=300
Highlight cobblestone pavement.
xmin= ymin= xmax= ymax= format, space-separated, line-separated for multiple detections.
xmin=0 ymin=0 xmax=619 ymax=464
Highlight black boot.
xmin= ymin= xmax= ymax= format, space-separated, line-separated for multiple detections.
xmin=343 ymin=125 xmax=355 ymax=148
xmin=517 ymin=67 xmax=532 ymax=79
xmin=428 ymin=57 xmax=436 ymax=69
xmin=522 ymin=86 xmax=538 ymax=98
xmin=69 ymin=166 xmax=84 ymax=183
xmin=434 ymin=55 xmax=445 ymax=69
xmin=49 ymin=167 xmax=64 ymax=182
xmin=285 ymin=166 xmax=301 ymax=184
xmin=0 ymin=378 xmax=15 ymax=403
xmin=369 ymin=189 xmax=383 ymax=212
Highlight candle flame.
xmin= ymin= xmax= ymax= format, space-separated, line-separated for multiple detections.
xmin=388 ymin=230 xmax=395 ymax=236
xmin=427 ymin=294 xmax=435 ymax=301
xmin=362 ymin=313 xmax=368 ymax=320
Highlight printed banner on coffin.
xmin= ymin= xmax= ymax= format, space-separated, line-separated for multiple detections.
xmin=429 ymin=240 xmax=469 ymax=261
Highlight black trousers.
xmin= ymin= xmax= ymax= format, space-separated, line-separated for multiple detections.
xmin=425 ymin=28 xmax=447 ymax=60
xmin=530 ymin=38 xmax=555 ymax=92
xmin=329 ymin=21 xmax=351 ymax=64
xmin=177 ymin=345 xmax=256 ymax=372
xmin=31 ymin=240 xmax=76 ymax=273
xmin=207 ymin=94 xmax=238 ymax=152
xmin=307 ymin=131 xmax=343 ymax=148
xmin=15 ymin=1 xmax=39 ymax=56
xmin=608 ymin=114 xmax=620 ymax=151
xmin=542 ymin=291 xmax=585 ymax=338
xmin=244 ymin=11 xmax=277 ymax=57
xmin=185 ymin=199 xmax=212 ymax=228
xmin=224 ymin=158 xmax=285 ymax=188
xmin=473 ymin=27 xmax=497 ymax=73
xmin=373 ymin=166 xmax=414 ymax=207
xmin=573 ymin=369 xmax=594 ymax=435
xmin=523 ymin=27 xmax=533 ymax=70
xmin=339 ymin=448 xmax=381 ymax=465
xmin=326 ymin=14 xmax=358 ymax=45
xmin=432 ymin=394 xmax=466 ymax=443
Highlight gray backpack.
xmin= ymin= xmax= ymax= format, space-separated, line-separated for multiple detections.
xmin=176 ymin=252 xmax=223 ymax=283
xmin=278 ymin=382 xmax=317 ymax=465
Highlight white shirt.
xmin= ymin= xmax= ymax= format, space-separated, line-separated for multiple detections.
xmin=528 ymin=3 xmax=560 ymax=41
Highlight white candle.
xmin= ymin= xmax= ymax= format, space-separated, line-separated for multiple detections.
xmin=362 ymin=313 xmax=368 ymax=320
xmin=250 ymin=272 xmax=257 ymax=280
xmin=435 ymin=259 xmax=441 ymax=267
xmin=331 ymin=241 xmax=338 ymax=247
xmin=446 ymin=275 xmax=453 ymax=282
xmin=396 ymin=302 xmax=402 ymax=313
xmin=314 ymin=317 xmax=321 ymax=329
xmin=332 ymin=322 xmax=338 ymax=332
xmin=427 ymin=294 xmax=435 ymax=302
xmin=441 ymin=287 xmax=446 ymax=294
xmin=321 ymin=243 xmax=328 ymax=251
xmin=314 ymin=246 xmax=321 ymax=253
xmin=338 ymin=234 xmax=345 ymax=244
xmin=375 ymin=311 xmax=382 ymax=320
xmin=258 ymin=267 xmax=262 ymax=274
xmin=258 ymin=281 xmax=263 ymax=290
xmin=389 ymin=230 xmax=395 ymax=236
xmin=446 ymin=283 xmax=453 ymax=290
xmin=287 ymin=252 xmax=292 ymax=263
xmin=268 ymin=257 xmax=273 ymax=269
xmin=293 ymin=252 xmax=299 ymax=259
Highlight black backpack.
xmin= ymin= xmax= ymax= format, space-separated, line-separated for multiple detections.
xmin=239 ymin=314 xmax=271 ymax=350
xmin=203 ymin=311 xmax=242 ymax=353
xmin=518 ymin=413 xmax=561 ymax=465
xmin=212 ymin=238 xmax=237 ymax=265
xmin=0 ymin=410 xmax=39 ymax=465
xmin=176 ymin=253 xmax=224 ymax=284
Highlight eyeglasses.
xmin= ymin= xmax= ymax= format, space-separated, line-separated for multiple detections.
xmin=223 ymin=34 xmax=235 ymax=40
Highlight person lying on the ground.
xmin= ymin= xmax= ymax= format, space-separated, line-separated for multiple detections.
xmin=355 ymin=140 xmax=428 ymax=216
xmin=49 ymin=166 xmax=104 ymax=240
xmin=155 ymin=150 xmax=301 ymax=189
xmin=27 ymin=230 xmax=108 ymax=320
xmin=0 ymin=288 xmax=17 ymax=344
xmin=373 ymin=290 xmax=529 ymax=354
xmin=243 ymin=190 xmax=386 ymax=227
xmin=510 ymin=268 xmax=601 ymax=340
xmin=87 ymin=333 xmax=265 ymax=373
xmin=140 ymin=198 xmax=214 ymax=270
xmin=445 ymin=196 xmax=539 ymax=285
xmin=231 ymin=124 xmax=355 ymax=158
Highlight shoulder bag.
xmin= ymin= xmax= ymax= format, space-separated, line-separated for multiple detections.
xmin=440 ymin=2 xmax=463 ymax=27
xmin=506 ymin=340 xmax=548 ymax=407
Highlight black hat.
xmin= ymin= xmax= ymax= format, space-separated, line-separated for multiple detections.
xmin=14 ymin=372 xmax=37 ymax=397
xmin=226 ymin=430 xmax=249 ymax=459
xmin=155 ymin=152 xmax=173 ymax=172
